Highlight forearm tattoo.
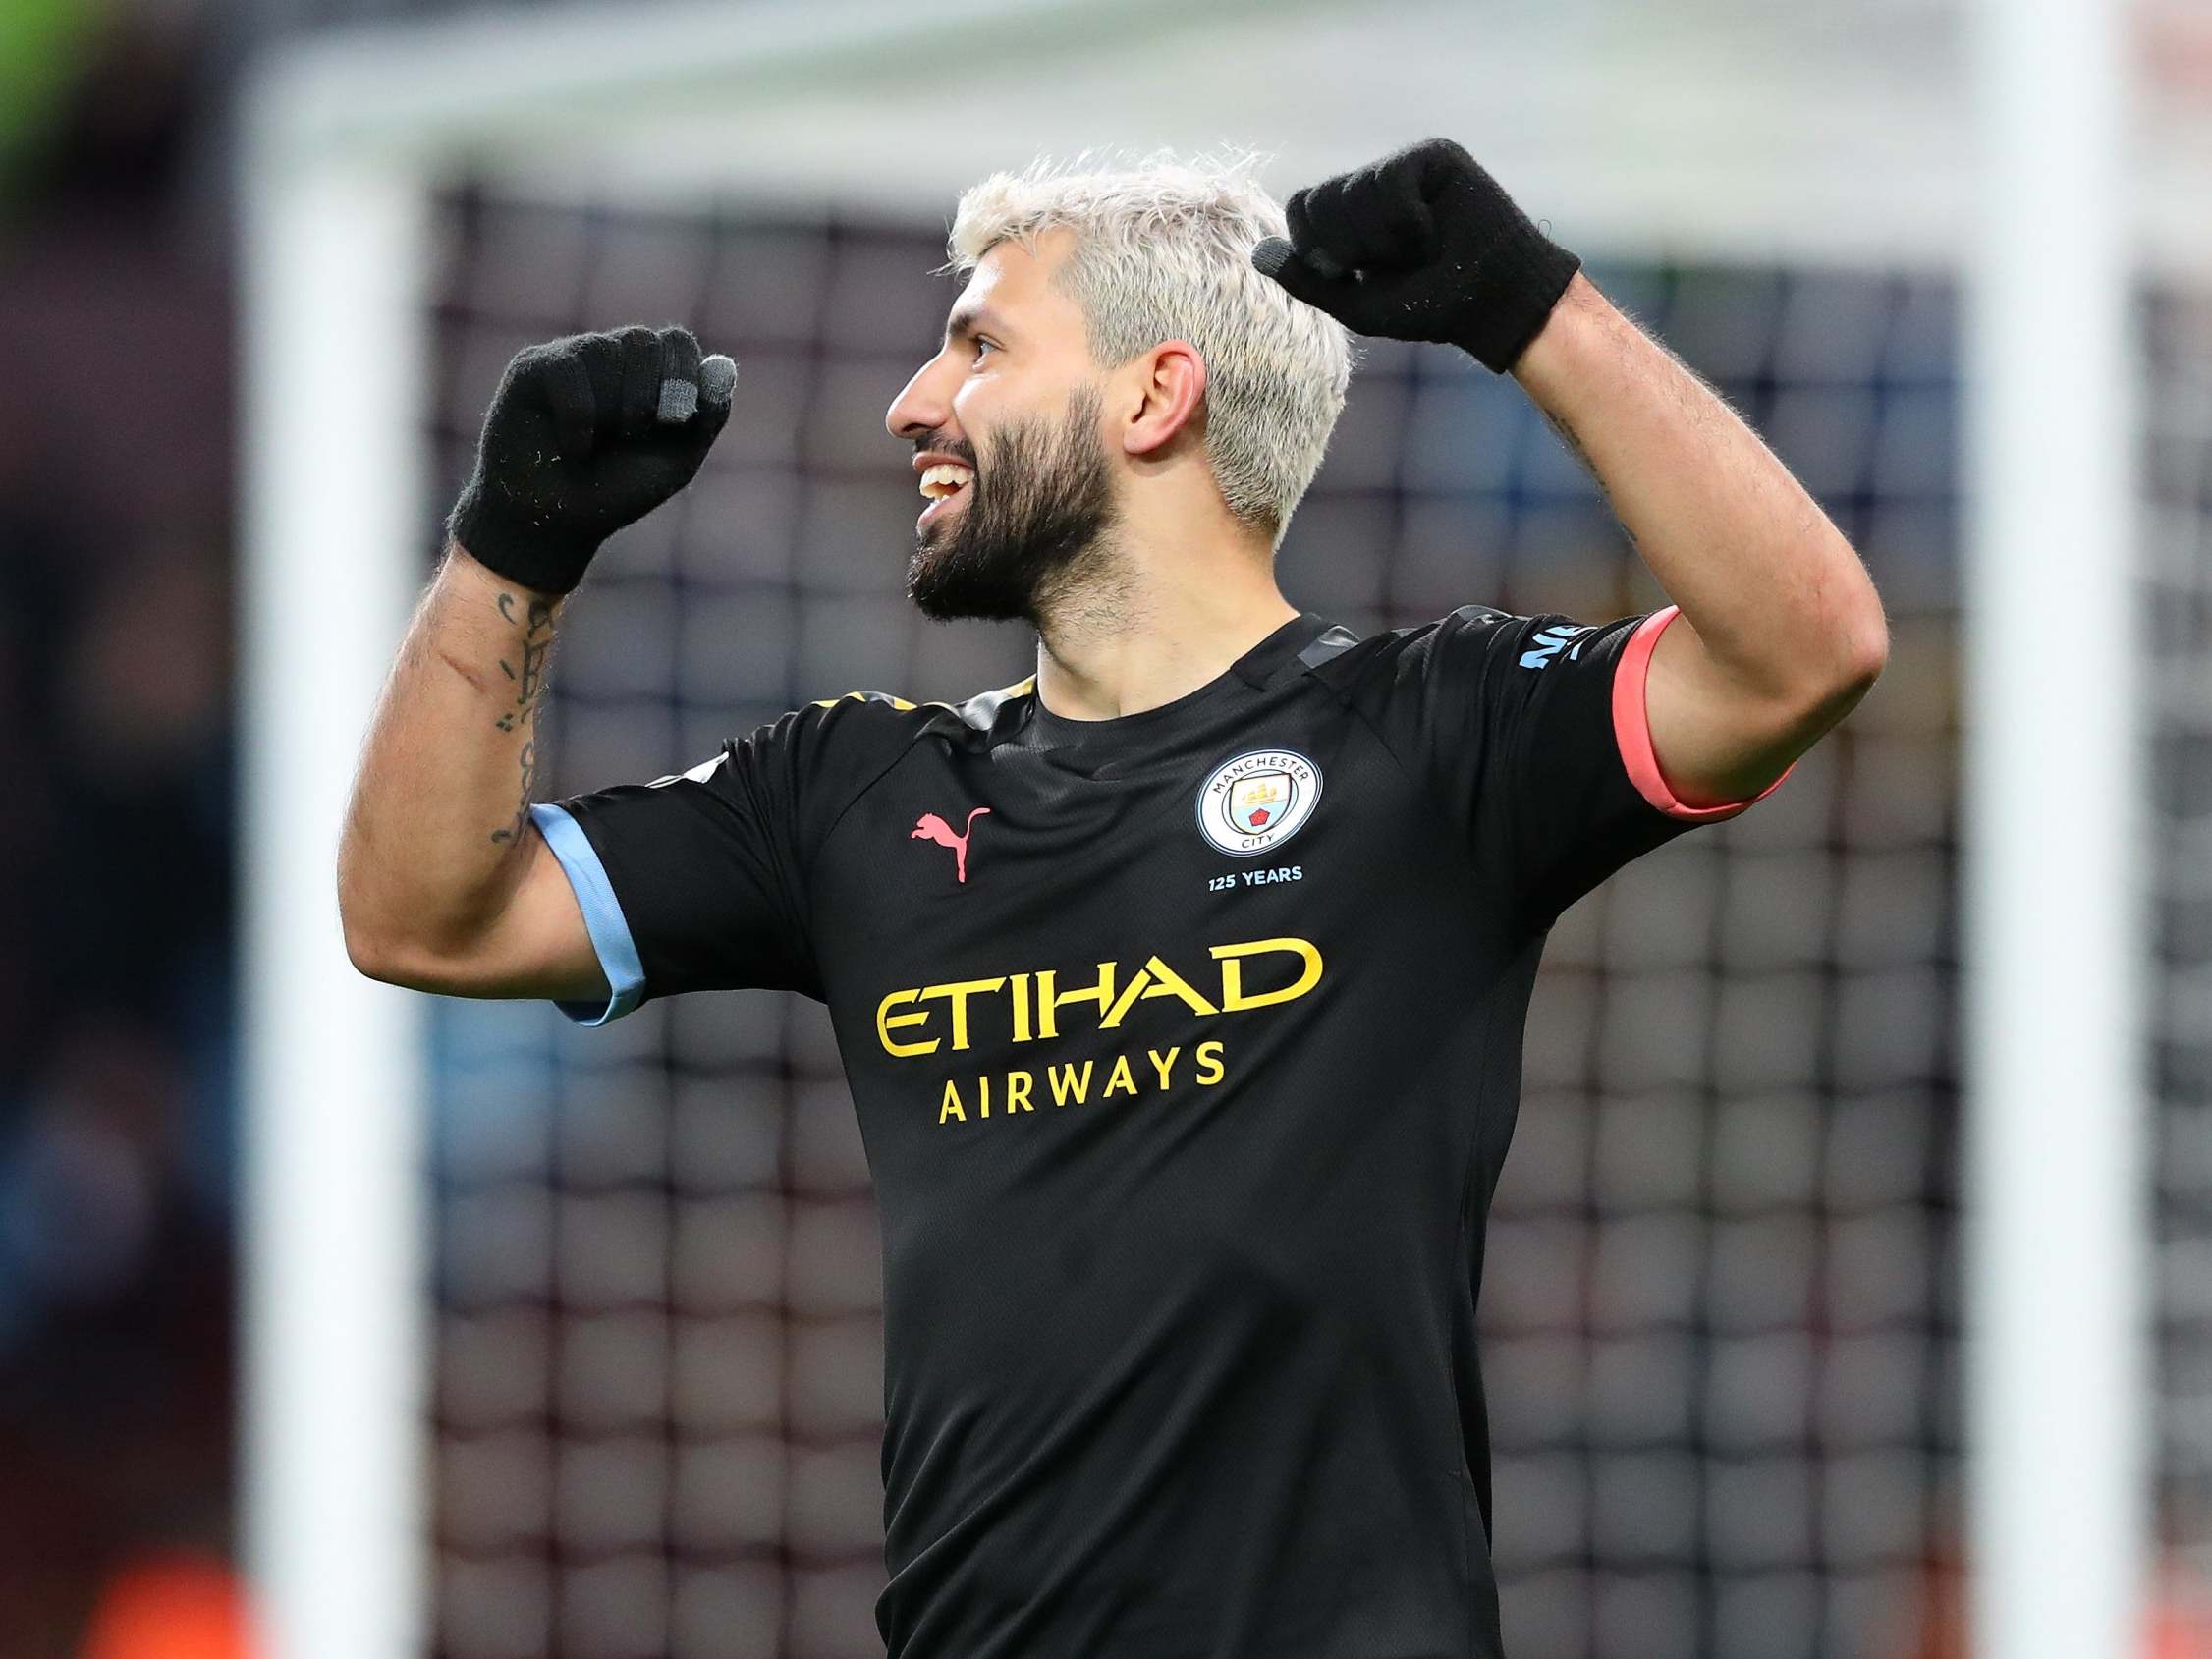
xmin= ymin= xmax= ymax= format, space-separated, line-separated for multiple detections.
xmin=488 ymin=590 xmax=556 ymax=844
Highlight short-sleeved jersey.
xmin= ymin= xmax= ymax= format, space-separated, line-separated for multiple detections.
xmin=533 ymin=602 xmax=1785 ymax=1659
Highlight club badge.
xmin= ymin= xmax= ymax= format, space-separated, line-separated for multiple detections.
xmin=1197 ymin=748 xmax=1322 ymax=857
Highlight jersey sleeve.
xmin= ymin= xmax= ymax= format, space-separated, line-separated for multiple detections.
xmin=1351 ymin=602 xmax=1792 ymax=932
xmin=529 ymin=704 xmax=831 ymax=1023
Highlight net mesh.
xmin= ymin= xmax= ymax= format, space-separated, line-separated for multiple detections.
xmin=421 ymin=186 xmax=1963 ymax=1659
xmin=2150 ymin=290 xmax=2212 ymax=1629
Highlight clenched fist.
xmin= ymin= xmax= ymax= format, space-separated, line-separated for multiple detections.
xmin=1251 ymin=138 xmax=1579 ymax=373
xmin=447 ymin=323 xmax=738 ymax=595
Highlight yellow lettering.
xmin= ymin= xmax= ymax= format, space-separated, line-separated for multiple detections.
xmin=881 ymin=937 xmax=1319 ymax=1060
xmin=1099 ymin=964 xmax=1152 ymax=1029
xmin=938 ymin=1078 xmax=967 ymax=1123
xmin=1147 ymin=1046 xmax=1180 ymax=1088
xmin=1006 ymin=1070 xmax=1034 ymax=1112
xmin=878 ymin=989 xmax=939 ymax=1058
xmin=1212 ymin=937 xmax=1323 ymax=1011
xmin=1101 ymin=957 xmax=1220 ymax=1028
xmin=1194 ymin=1040 xmax=1226 ymax=1085
xmin=1036 ymin=963 xmax=1116 ymax=1039
xmin=1103 ymin=1055 xmax=1137 ymax=1097
xmin=916 ymin=976 xmax=1007 ymax=1052
xmin=1048 ymin=1061 xmax=1092 ymax=1105
xmin=977 ymin=1074 xmax=991 ymax=1118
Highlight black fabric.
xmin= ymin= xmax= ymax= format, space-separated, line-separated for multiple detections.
xmin=446 ymin=324 xmax=735 ymax=594
xmin=1325 ymin=605 xmax=1697 ymax=934
xmin=550 ymin=607 xmax=1731 ymax=1658
xmin=1252 ymin=138 xmax=1581 ymax=373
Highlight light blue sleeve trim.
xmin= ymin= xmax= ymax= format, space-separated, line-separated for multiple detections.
xmin=529 ymin=802 xmax=646 ymax=1026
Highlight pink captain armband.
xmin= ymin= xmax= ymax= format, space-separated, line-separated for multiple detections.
xmin=1611 ymin=605 xmax=1795 ymax=822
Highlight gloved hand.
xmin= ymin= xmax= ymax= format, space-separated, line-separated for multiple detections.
xmin=447 ymin=323 xmax=738 ymax=595
xmin=1251 ymin=138 xmax=1580 ymax=373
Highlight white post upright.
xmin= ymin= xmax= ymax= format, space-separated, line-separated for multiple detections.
xmin=1964 ymin=0 xmax=2145 ymax=1653
xmin=236 ymin=96 xmax=429 ymax=1659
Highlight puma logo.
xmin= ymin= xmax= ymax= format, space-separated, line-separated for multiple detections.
xmin=912 ymin=805 xmax=991 ymax=884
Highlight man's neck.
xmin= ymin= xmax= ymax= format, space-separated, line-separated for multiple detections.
xmin=1030 ymin=531 xmax=1298 ymax=722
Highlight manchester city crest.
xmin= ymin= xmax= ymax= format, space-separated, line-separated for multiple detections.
xmin=1197 ymin=748 xmax=1322 ymax=856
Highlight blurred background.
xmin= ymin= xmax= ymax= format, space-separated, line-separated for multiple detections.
xmin=2 ymin=0 xmax=2206 ymax=1656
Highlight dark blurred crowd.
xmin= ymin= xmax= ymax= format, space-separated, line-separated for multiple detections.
xmin=1 ymin=1 xmax=245 ymax=1650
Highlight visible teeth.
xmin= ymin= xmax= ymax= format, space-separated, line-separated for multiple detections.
xmin=918 ymin=462 xmax=974 ymax=501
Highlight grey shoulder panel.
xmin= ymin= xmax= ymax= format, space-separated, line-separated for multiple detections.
xmin=953 ymin=675 xmax=1037 ymax=734
xmin=1296 ymin=625 xmax=1362 ymax=671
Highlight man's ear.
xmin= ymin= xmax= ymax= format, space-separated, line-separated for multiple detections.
xmin=1120 ymin=340 xmax=1207 ymax=458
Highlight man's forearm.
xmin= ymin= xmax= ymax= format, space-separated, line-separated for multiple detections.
xmin=1512 ymin=273 xmax=1886 ymax=701
xmin=338 ymin=543 xmax=564 ymax=963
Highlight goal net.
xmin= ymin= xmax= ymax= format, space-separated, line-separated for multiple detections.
xmin=420 ymin=194 xmax=1959 ymax=1659
xmin=237 ymin=3 xmax=2203 ymax=1655
xmin=2149 ymin=288 xmax=2212 ymax=1634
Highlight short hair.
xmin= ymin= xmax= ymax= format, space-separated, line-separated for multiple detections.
xmin=946 ymin=149 xmax=1355 ymax=547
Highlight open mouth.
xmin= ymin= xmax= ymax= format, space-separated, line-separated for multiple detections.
xmin=917 ymin=461 xmax=974 ymax=523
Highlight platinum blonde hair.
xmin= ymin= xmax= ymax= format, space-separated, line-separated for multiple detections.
xmin=946 ymin=149 xmax=1355 ymax=546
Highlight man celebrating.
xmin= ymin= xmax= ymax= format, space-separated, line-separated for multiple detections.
xmin=340 ymin=142 xmax=1885 ymax=1657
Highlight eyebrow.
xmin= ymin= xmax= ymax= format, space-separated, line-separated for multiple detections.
xmin=944 ymin=304 xmax=1008 ymax=346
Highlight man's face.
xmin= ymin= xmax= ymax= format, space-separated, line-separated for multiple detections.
xmin=884 ymin=231 xmax=1120 ymax=623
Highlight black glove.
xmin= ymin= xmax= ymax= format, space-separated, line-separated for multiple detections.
xmin=1251 ymin=138 xmax=1579 ymax=373
xmin=447 ymin=323 xmax=738 ymax=595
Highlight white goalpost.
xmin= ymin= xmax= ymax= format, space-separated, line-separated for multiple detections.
xmin=235 ymin=0 xmax=2180 ymax=1652
xmin=1963 ymin=1 xmax=2145 ymax=1656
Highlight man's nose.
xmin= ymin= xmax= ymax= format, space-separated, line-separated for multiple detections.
xmin=886 ymin=355 xmax=953 ymax=442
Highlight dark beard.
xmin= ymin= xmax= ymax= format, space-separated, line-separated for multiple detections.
xmin=906 ymin=384 xmax=1116 ymax=624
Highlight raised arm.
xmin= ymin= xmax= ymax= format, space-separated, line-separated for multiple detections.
xmin=338 ymin=324 xmax=735 ymax=997
xmin=1509 ymin=276 xmax=1886 ymax=805
xmin=1254 ymin=139 xmax=1888 ymax=807
xmin=338 ymin=546 xmax=597 ymax=997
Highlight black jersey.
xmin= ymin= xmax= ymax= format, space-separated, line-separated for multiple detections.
xmin=532 ymin=602 xmax=1784 ymax=1659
